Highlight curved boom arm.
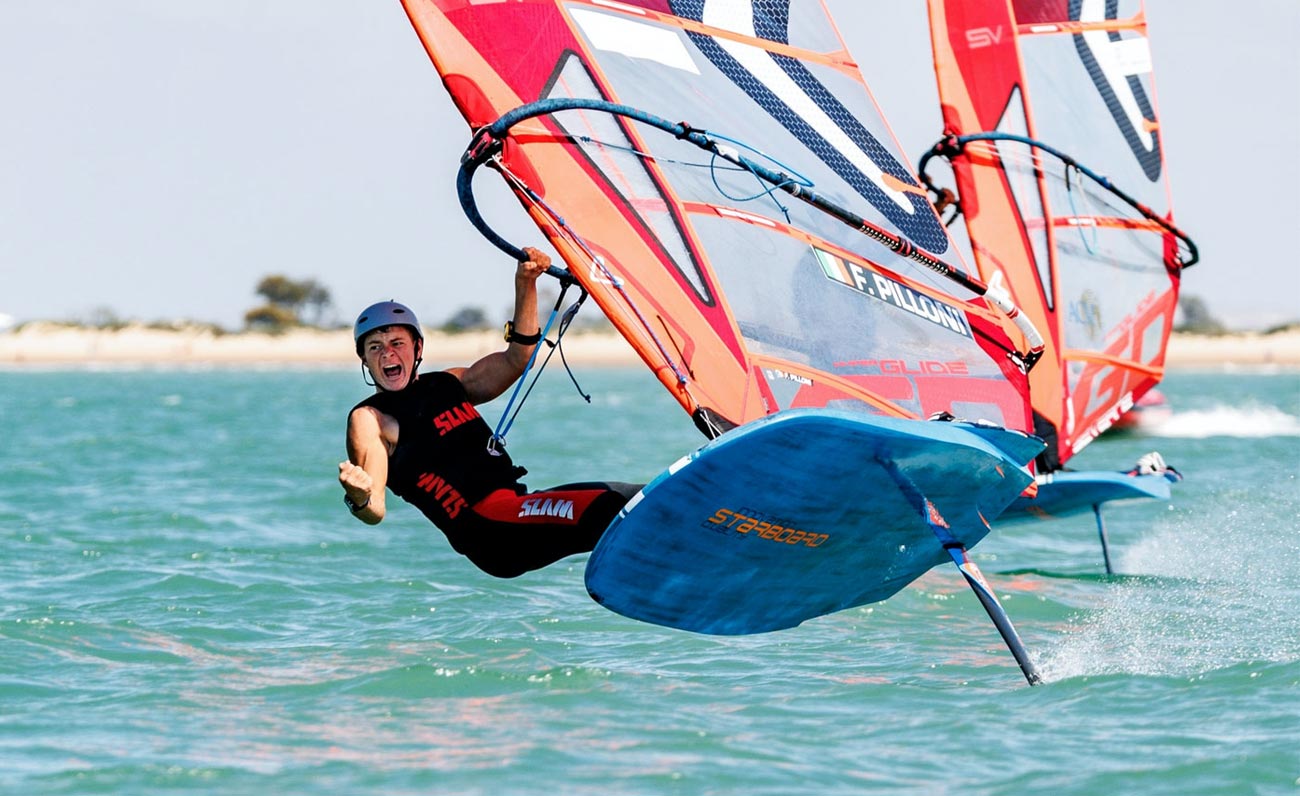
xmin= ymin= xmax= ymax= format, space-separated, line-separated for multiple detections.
xmin=458 ymin=98 xmax=1046 ymax=369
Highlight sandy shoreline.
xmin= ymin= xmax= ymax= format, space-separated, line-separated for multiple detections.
xmin=0 ymin=324 xmax=641 ymax=368
xmin=1 ymin=323 xmax=1298 ymax=369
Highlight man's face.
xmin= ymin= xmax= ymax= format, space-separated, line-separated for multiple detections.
xmin=361 ymin=326 xmax=420 ymax=391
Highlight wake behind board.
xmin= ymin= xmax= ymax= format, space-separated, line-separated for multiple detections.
xmin=585 ymin=410 xmax=1043 ymax=636
xmin=997 ymin=470 xmax=1176 ymax=524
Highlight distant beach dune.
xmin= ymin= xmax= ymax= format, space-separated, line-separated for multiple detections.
xmin=1 ymin=322 xmax=1298 ymax=368
xmin=1165 ymin=332 xmax=1300 ymax=368
xmin=0 ymin=323 xmax=639 ymax=367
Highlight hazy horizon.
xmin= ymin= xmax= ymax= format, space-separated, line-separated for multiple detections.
xmin=4 ymin=1 xmax=1297 ymax=331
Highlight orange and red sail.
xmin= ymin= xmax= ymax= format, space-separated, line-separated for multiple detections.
xmin=925 ymin=0 xmax=1195 ymax=467
xmin=403 ymin=0 xmax=1035 ymax=437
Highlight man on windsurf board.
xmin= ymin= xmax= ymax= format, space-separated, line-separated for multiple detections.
xmin=338 ymin=247 xmax=640 ymax=578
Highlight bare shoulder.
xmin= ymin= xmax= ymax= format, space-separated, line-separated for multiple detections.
xmin=347 ymin=404 xmax=383 ymax=432
xmin=347 ymin=403 xmax=398 ymax=454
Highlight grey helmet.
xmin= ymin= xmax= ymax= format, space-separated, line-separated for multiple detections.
xmin=353 ymin=300 xmax=423 ymax=356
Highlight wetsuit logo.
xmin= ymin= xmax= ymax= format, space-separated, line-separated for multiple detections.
xmin=433 ymin=401 xmax=481 ymax=436
xmin=518 ymin=498 xmax=576 ymax=521
xmin=415 ymin=472 xmax=467 ymax=519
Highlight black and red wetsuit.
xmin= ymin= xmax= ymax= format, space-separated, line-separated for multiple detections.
xmin=353 ymin=371 xmax=640 ymax=578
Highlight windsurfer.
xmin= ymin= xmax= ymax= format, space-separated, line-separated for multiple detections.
xmin=337 ymin=247 xmax=640 ymax=578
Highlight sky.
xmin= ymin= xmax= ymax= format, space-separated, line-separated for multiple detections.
xmin=3 ymin=1 xmax=1297 ymax=331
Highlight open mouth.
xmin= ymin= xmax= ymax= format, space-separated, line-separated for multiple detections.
xmin=382 ymin=364 xmax=403 ymax=380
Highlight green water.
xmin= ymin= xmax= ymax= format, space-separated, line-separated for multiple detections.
xmin=2 ymin=366 xmax=1297 ymax=794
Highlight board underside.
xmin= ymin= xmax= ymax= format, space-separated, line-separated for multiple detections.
xmin=584 ymin=410 xmax=1043 ymax=635
xmin=997 ymin=470 xmax=1174 ymax=523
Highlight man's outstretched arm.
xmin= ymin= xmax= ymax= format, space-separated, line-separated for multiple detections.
xmin=339 ymin=406 xmax=388 ymax=525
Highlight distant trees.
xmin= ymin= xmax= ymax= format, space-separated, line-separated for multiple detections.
xmin=440 ymin=306 xmax=490 ymax=332
xmin=438 ymin=293 xmax=613 ymax=334
xmin=1175 ymin=294 xmax=1227 ymax=336
xmin=82 ymin=306 xmax=126 ymax=330
xmin=245 ymin=275 xmax=334 ymax=332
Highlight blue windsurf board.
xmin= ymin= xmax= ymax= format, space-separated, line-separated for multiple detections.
xmin=996 ymin=470 xmax=1176 ymax=524
xmin=584 ymin=410 xmax=1043 ymax=635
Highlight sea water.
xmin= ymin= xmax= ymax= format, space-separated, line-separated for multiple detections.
xmin=1 ymin=365 xmax=1297 ymax=795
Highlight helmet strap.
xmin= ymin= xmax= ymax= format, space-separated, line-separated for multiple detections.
xmin=411 ymin=338 xmax=424 ymax=382
xmin=360 ymin=356 xmax=423 ymax=392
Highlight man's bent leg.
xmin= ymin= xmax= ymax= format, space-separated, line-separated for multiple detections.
xmin=458 ymin=482 xmax=642 ymax=577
